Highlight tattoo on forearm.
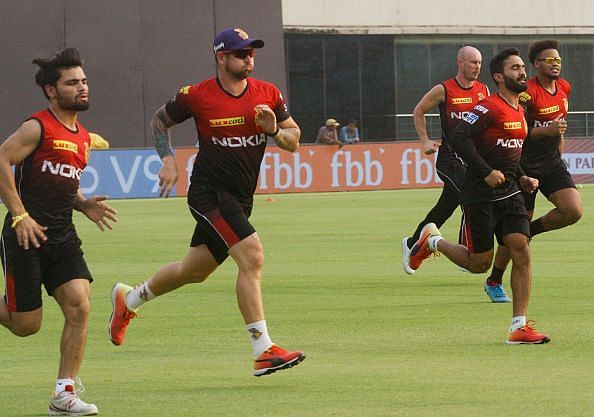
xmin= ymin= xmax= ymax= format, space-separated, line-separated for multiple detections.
xmin=150 ymin=107 xmax=176 ymax=159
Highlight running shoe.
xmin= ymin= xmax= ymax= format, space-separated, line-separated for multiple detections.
xmin=48 ymin=385 xmax=98 ymax=416
xmin=402 ymin=237 xmax=415 ymax=275
xmin=253 ymin=344 xmax=305 ymax=376
xmin=409 ymin=223 xmax=441 ymax=272
xmin=507 ymin=320 xmax=550 ymax=345
xmin=484 ymin=283 xmax=512 ymax=303
xmin=109 ymin=283 xmax=137 ymax=346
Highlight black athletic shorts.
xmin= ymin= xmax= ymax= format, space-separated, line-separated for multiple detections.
xmin=522 ymin=162 xmax=576 ymax=211
xmin=0 ymin=228 xmax=92 ymax=312
xmin=461 ymin=193 xmax=530 ymax=254
xmin=435 ymin=148 xmax=467 ymax=192
xmin=187 ymin=186 xmax=255 ymax=264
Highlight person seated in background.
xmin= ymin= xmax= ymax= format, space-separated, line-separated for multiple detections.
xmin=339 ymin=119 xmax=360 ymax=144
xmin=316 ymin=118 xmax=342 ymax=145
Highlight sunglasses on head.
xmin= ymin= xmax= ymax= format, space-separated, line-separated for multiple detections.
xmin=537 ymin=57 xmax=562 ymax=64
xmin=225 ymin=49 xmax=255 ymax=59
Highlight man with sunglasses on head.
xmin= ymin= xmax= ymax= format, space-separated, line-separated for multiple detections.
xmin=109 ymin=28 xmax=305 ymax=377
xmin=484 ymin=40 xmax=583 ymax=298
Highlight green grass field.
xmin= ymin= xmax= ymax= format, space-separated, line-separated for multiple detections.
xmin=1 ymin=186 xmax=593 ymax=417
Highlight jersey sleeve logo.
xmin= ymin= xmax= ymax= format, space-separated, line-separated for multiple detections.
xmin=477 ymin=92 xmax=486 ymax=101
xmin=178 ymin=85 xmax=191 ymax=95
xmin=519 ymin=92 xmax=531 ymax=103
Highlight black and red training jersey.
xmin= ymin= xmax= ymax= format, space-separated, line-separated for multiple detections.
xmin=10 ymin=109 xmax=90 ymax=240
xmin=438 ymin=78 xmax=489 ymax=157
xmin=165 ymin=77 xmax=290 ymax=205
xmin=449 ymin=94 xmax=528 ymax=203
xmin=519 ymin=77 xmax=571 ymax=174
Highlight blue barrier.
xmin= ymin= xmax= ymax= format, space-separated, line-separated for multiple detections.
xmin=80 ymin=149 xmax=167 ymax=198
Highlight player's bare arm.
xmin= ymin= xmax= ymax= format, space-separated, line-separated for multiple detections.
xmin=73 ymin=190 xmax=118 ymax=231
xmin=150 ymin=105 xmax=180 ymax=197
xmin=413 ymin=84 xmax=445 ymax=155
xmin=528 ymin=115 xmax=567 ymax=140
xmin=254 ymin=104 xmax=300 ymax=152
xmin=0 ymin=120 xmax=48 ymax=249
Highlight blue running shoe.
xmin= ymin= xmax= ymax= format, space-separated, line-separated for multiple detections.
xmin=484 ymin=284 xmax=511 ymax=303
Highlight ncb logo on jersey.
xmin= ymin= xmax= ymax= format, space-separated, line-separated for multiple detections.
xmin=463 ymin=112 xmax=480 ymax=125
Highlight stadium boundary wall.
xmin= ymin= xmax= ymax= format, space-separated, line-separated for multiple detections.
xmin=79 ymin=140 xmax=594 ymax=198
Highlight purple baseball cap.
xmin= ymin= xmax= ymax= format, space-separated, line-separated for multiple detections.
xmin=213 ymin=28 xmax=265 ymax=53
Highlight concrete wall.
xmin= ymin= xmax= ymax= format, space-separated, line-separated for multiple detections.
xmin=0 ymin=0 xmax=285 ymax=148
xmin=282 ymin=0 xmax=594 ymax=34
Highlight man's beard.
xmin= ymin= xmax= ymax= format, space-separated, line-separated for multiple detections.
xmin=225 ymin=63 xmax=252 ymax=81
xmin=57 ymin=91 xmax=90 ymax=111
xmin=503 ymin=74 xmax=528 ymax=93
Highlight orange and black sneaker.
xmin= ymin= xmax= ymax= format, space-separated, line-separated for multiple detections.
xmin=506 ymin=320 xmax=551 ymax=345
xmin=409 ymin=223 xmax=441 ymax=272
xmin=109 ymin=283 xmax=137 ymax=346
xmin=253 ymin=344 xmax=305 ymax=377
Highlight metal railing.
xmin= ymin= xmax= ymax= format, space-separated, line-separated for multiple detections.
xmin=393 ymin=111 xmax=594 ymax=140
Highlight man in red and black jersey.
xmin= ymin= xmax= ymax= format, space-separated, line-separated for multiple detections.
xmin=485 ymin=39 xmax=583 ymax=296
xmin=402 ymin=47 xmax=491 ymax=273
xmin=0 ymin=48 xmax=117 ymax=415
xmin=407 ymin=48 xmax=550 ymax=345
xmin=109 ymin=28 xmax=305 ymax=376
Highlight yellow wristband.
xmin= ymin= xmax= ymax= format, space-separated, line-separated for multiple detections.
xmin=11 ymin=212 xmax=29 ymax=228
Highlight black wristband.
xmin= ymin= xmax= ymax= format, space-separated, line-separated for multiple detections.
xmin=267 ymin=126 xmax=280 ymax=137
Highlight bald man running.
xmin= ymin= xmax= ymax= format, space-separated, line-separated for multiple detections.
xmin=401 ymin=48 xmax=497 ymax=282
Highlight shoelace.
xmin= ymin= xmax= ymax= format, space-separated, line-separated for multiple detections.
xmin=522 ymin=320 xmax=539 ymax=333
xmin=73 ymin=377 xmax=86 ymax=396
xmin=123 ymin=310 xmax=137 ymax=320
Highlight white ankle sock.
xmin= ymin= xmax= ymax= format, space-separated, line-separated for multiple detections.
xmin=510 ymin=316 xmax=526 ymax=332
xmin=247 ymin=320 xmax=273 ymax=357
xmin=126 ymin=281 xmax=156 ymax=310
xmin=56 ymin=378 xmax=74 ymax=394
xmin=428 ymin=235 xmax=443 ymax=252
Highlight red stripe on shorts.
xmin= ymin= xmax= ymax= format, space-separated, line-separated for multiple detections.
xmin=209 ymin=210 xmax=240 ymax=247
xmin=5 ymin=271 xmax=16 ymax=312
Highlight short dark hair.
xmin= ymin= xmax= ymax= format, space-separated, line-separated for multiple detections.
xmin=528 ymin=39 xmax=560 ymax=64
xmin=32 ymin=47 xmax=84 ymax=99
xmin=489 ymin=48 xmax=521 ymax=83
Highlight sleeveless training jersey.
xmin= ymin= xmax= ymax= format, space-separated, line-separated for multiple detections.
xmin=166 ymin=77 xmax=290 ymax=205
xmin=9 ymin=109 xmax=90 ymax=241
xmin=519 ymin=77 xmax=570 ymax=173
xmin=438 ymin=78 xmax=489 ymax=157
xmin=449 ymin=94 xmax=528 ymax=203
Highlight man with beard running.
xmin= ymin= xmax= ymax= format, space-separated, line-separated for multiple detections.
xmin=407 ymin=48 xmax=550 ymax=344
xmin=401 ymin=47 xmax=492 ymax=277
xmin=109 ymin=28 xmax=305 ymax=376
xmin=0 ymin=47 xmax=117 ymax=415
xmin=484 ymin=40 xmax=582 ymax=297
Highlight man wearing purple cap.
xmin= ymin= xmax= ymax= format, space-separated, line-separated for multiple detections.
xmin=109 ymin=28 xmax=305 ymax=376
